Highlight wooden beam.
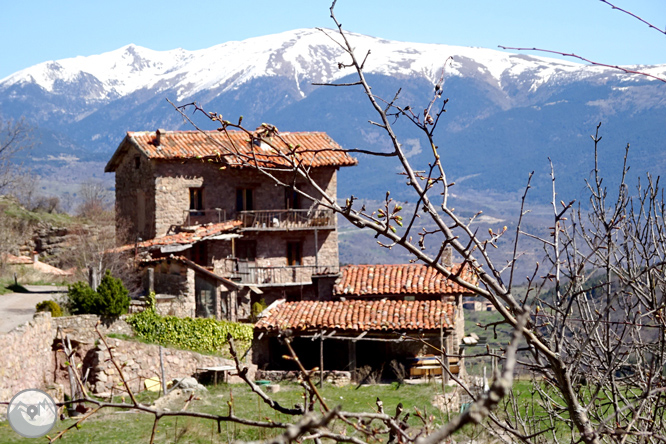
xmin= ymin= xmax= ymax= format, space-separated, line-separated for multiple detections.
xmin=320 ymin=332 xmax=324 ymax=388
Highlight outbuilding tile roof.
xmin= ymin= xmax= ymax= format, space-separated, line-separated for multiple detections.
xmin=255 ymin=299 xmax=455 ymax=332
xmin=106 ymin=130 xmax=357 ymax=172
xmin=108 ymin=220 xmax=241 ymax=253
xmin=335 ymin=263 xmax=476 ymax=297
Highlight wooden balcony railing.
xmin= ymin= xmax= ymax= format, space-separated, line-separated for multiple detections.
xmin=181 ymin=208 xmax=227 ymax=227
xmin=228 ymin=264 xmax=339 ymax=286
xmin=238 ymin=209 xmax=335 ymax=230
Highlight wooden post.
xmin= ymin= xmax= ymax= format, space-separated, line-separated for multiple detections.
xmin=349 ymin=340 xmax=357 ymax=382
xmin=319 ymin=333 xmax=324 ymax=388
xmin=159 ymin=346 xmax=167 ymax=396
xmin=146 ymin=267 xmax=154 ymax=294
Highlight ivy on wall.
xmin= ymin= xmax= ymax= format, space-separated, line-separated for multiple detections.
xmin=126 ymin=298 xmax=253 ymax=356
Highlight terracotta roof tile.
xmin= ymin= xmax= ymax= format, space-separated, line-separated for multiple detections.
xmin=255 ymin=299 xmax=455 ymax=332
xmin=108 ymin=220 xmax=241 ymax=253
xmin=334 ymin=263 xmax=477 ymax=297
xmin=108 ymin=130 xmax=357 ymax=171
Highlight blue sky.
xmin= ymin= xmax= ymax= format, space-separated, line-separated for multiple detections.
xmin=0 ymin=0 xmax=664 ymax=80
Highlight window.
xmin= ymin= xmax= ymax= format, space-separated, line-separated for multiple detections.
xmin=134 ymin=156 xmax=141 ymax=169
xmin=236 ymin=188 xmax=254 ymax=211
xmin=287 ymin=241 xmax=302 ymax=266
xmin=285 ymin=187 xmax=300 ymax=209
xmin=191 ymin=242 xmax=208 ymax=266
xmin=235 ymin=240 xmax=257 ymax=261
xmin=189 ymin=187 xmax=204 ymax=216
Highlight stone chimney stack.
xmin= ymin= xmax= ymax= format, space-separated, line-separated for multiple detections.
xmin=441 ymin=245 xmax=453 ymax=268
xmin=155 ymin=129 xmax=165 ymax=146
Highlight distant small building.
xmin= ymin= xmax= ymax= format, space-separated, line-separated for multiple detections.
xmin=463 ymin=300 xmax=484 ymax=311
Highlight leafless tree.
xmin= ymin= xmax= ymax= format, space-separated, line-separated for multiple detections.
xmin=76 ymin=179 xmax=112 ymax=220
xmin=166 ymin=2 xmax=666 ymax=443
xmin=3 ymin=2 xmax=662 ymax=443
xmin=0 ymin=117 xmax=34 ymax=194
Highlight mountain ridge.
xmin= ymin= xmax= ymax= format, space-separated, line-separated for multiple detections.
xmin=0 ymin=28 xmax=664 ymax=205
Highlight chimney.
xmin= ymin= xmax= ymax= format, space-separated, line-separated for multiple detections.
xmin=32 ymin=251 xmax=39 ymax=263
xmin=155 ymin=129 xmax=165 ymax=146
xmin=441 ymin=245 xmax=452 ymax=268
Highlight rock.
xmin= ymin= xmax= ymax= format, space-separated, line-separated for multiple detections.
xmin=266 ymin=384 xmax=280 ymax=393
xmin=172 ymin=377 xmax=207 ymax=391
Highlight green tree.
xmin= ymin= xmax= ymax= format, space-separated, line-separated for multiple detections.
xmin=67 ymin=271 xmax=129 ymax=316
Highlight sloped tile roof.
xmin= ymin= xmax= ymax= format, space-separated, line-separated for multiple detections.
xmin=255 ymin=299 xmax=455 ymax=332
xmin=106 ymin=130 xmax=357 ymax=172
xmin=335 ymin=263 xmax=477 ymax=297
xmin=108 ymin=220 xmax=241 ymax=253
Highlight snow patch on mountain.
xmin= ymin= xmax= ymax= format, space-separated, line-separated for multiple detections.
xmin=1 ymin=28 xmax=665 ymax=104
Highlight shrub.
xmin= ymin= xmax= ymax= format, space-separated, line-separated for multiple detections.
xmin=67 ymin=271 xmax=130 ymax=316
xmin=35 ymin=300 xmax=63 ymax=317
xmin=96 ymin=270 xmax=130 ymax=316
xmin=67 ymin=281 xmax=101 ymax=315
xmin=250 ymin=298 xmax=267 ymax=322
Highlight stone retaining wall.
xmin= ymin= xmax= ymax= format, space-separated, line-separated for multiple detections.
xmin=0 ymin=313 xmax=255 ymax=403
xmin=52 ymin=314 xmax=134 ymax=343
xmin=89 ymin=338 xmax=256 ymax=394
xmin=0 ymin=313 xmax=54 ymax=402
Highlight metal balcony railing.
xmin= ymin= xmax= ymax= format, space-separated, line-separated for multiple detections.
xmin=229 ymin=264 xmax=339 ymax=286
xmin=182 ymin=208 xmax=227 ymax=227
xmin=238 ymin=209 xmax=335 ymax=230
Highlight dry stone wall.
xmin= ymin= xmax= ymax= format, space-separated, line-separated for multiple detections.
xmin=89 ymin=338 xmax=256 ymax=394
xmin=0 ymin=313 xmax=54 ymax=402
xmin=0 ymin=312 xmax=255 ymax=403
xmin=52 ymin=314 xmax=134 ymax=343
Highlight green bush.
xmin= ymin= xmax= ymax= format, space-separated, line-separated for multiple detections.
xmin=96 ymin=270 xmax=130 ymax=316
xmin=35 ymin=300 xmax=63 ymax=317
xmin=67 ymin=271 xmax=130 ymax=316
xmin=250 ymin=298 xmax=267 ymax=322
xmin=67 ymin=281 xmax=101 ymax=315
xmin=127 ymin=308 xmax=253 ymax=356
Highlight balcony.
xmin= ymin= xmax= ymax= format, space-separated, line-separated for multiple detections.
xmin=228 ymin=264 xmax=340 ymax=286
xmin=181 ymin=209 xmax=227 ymax=228
xmin=238 ymin=209 xmax=335 ymax=231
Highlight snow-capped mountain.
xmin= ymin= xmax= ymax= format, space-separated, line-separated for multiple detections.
xmin=1 ymin=28 xmax=665 ymax=201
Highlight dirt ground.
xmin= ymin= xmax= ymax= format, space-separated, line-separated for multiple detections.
xmin=0 ymin=287 xmax=65 ymax=333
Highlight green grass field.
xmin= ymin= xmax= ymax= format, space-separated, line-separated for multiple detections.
xmin=0 ymin=382 xmax=451 ymax=443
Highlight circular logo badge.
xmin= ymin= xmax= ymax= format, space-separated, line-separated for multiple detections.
xmin=7 ymin=389 xmax=57 ymax=438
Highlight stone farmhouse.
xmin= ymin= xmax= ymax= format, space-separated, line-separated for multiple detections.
xmin=105 ymin=128 xmax=477 ymax=379
xmin=105 ymin=129 xmax=356 ymax=320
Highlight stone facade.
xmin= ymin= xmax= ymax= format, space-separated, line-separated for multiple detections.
xmin=112 ymin=143 xmax=343 ymax=316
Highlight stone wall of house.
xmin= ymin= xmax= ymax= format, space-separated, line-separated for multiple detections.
xmin=88 ymin=338 xmax=256 ymax=394
xmin=151 ymin=161 xmax=339 ymax=239
xmin=0 ymin=313 xmax=54 ymax=402
xmin=114 ymin=143 xmax=157 ymax=243
xmin=152 ymin=263 xmax=196 ymax=317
